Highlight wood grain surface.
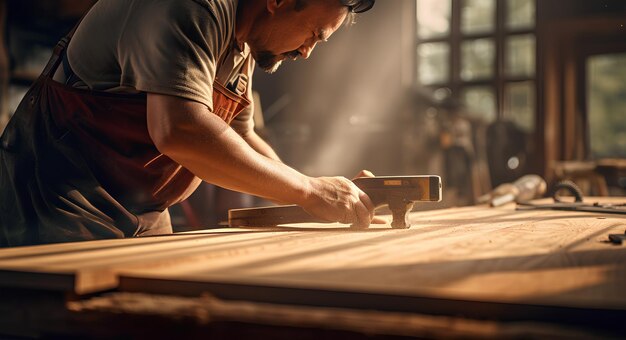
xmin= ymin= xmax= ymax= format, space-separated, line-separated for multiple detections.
xmin=1 ymin=198 xmax=625 ymax=320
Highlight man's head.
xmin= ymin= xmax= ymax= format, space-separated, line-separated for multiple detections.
xmin=240 ymin=0 xmax=375 ymax=73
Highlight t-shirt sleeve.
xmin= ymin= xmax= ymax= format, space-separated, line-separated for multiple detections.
xmin=117 ymin=2 xmax=222 ymax=111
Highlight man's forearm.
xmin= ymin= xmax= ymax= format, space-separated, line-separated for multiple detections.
xmin=242 ymin=130 xmax=281 ymax=162
xmin=146 ymin=94 xmax=309 ymax=205
xmin=146 ymin=93 xmax=377 ymax=228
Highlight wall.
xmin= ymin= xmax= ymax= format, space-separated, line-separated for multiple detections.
xmin=540 ymin=0 xmax=626 ymax=20
xmin=252 ymin=0 xmax=415 ymax=178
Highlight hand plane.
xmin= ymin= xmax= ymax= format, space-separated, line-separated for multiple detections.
xmin=228 ymin=175 xmax=442 ymax=229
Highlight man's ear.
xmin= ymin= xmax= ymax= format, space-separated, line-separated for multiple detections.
xmin=267 ymin=0 xmax=292 ymax=15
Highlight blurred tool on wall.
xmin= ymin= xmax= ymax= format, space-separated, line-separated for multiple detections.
xmin=486 ymin=120 xmax=532 ymax=188
xmin=431 ymin=88 xmax=491 ymax=207
xmin=478 ymin=174 xmax=547 ymax=207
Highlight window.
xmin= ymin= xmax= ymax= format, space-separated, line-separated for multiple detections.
xmin=418 ymin=42 xmax=450 ymax=84
xmin=587 ymin=53 xmax=626 ymax=158
xmin=416 ymin=0 xmax=451 ymax=39
xmin=416 ymin=0 xmax=537 ymax=131
xmin=504 ymin=81 xmax=535 ymax=132
xmin=505 ymin=34 xmax=535 ymax=78
xmin=461 ymin=0 xmax=495 ymax=34
xmin=461 ymin=38 xmax=495 ymax=81
xmin=462 ymin=86 xmax=497 ymax=122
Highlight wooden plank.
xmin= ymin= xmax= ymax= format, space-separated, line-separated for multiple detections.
xmin=118 ymin=214 xmax=626 ymax=308
xmin=62 ymin=292 xmax=607 ymax=339
xmin=0 ymin=198 xmax=624 ymax=319
xmin=117 ymin=199 xmax=626 ymax=313
xmin=0 ymin=230 xmax=290 ymax=293
xmin=0 ymin=205 xmax=491 ymax=293
xmin=117 ymin=208 xmax=626 ymax=326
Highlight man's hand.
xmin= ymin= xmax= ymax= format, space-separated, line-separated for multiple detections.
xmin=299 ymin=170 xmax=388 ymax=228
xmin=351 ymin=170 xmax=389 ymax=225
xmin=302 ymin=176 xmax=375 ymax=229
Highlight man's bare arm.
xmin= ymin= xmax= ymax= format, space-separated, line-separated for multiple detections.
xmin=241 ymin=130 xmax=281 ymax=162
xmin=146 ymin=93 xmax=375 ymax=227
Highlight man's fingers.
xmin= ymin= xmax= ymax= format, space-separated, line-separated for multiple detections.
xmin=358 ymin=190 xmax=375 ymax=219
xmin=371 ymin=215 xmax=388 ymax=224
xmin=353 ymin=188 xmax=376 ymax=228
xmin=352 ymin=169 xmax=375 ymax=180
xmin=351 ymin=200 xmax=371 ymax=229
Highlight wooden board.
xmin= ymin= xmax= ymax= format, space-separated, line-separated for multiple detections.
xmin=1 ymin=198 xmax=625 ymax=325
xmin=64 ymin=292 xmax=605 ymax=339
xmin=0 ymin=230 xmax=283 ymax=293
xmin=117 ymin=200 xmax=626 ymax=326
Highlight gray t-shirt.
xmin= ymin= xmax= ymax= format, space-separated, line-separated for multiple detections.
xmin=66 ymin=0 xmax=255 ymax=135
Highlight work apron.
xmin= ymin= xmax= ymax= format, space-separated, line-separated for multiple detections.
xmin=0 ymin=31 xmax=250 ymax=247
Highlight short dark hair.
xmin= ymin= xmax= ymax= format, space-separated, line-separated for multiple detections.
xmin=293 ymin=0 xmax=375 ymax=25
xmin=340 ymin=0 xmax=375 ymax=14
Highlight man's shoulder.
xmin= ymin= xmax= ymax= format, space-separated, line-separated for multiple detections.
xmin=130 ymin=0 xmax=237 ymax=45
xmin=188 ymin=0 xmax=238 ymax=25
xmin=130 ymin=0 xmax=236 ymax=25
xmin=161 ymin=0 xmax=238 ymax=45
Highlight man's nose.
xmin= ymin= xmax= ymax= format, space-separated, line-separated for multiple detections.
xmin=298 ymin=41 xmax=317 ymax=59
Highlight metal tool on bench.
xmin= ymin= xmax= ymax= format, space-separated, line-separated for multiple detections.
xmin=478 ymin=174 xmax=547 ymax=207
xmin=516 ymin=180 xmax=626 ymax=215
xmin=228 ymin=175 xmax=442 ymax=229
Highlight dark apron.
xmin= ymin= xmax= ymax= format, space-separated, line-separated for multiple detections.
xmin=0 ymin=30 xmax=250 ymax=247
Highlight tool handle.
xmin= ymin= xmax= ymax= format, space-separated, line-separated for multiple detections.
xmin=228 ymin=178 xmax=391 ymax=227
xmin=228 ymin=175 xmax=441 ymax=227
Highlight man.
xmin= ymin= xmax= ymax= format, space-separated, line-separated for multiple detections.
xmin=0 ymin=0 xmax=376 ymax=246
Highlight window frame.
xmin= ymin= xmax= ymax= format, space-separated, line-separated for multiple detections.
xmin=415 ymin=0 xmax=538 ymax=126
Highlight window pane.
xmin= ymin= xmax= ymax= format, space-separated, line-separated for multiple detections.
xmin=506 ymin=0 xmax=536 ymax=30
xmin=504 ymin=81 xmax=535 ymax=132
xmin=416 ymin=0 xmax=451 ymax=39
xmin=462 ymin=86 xmax=496 ymax=123
xmin=418 ymin=43 xmax=450 ymax=85
xmin=505 ymin=34 xmax=535 ymax=77
xmin=587 ymin=53 xmax=626 ymax=158
xmin=461 ymin=38 xmax=495 ymax=81
xmin=461 ymin=0 xmax=495 ymax=35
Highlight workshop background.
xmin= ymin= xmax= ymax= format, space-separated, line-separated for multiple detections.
xmin=1 ymin=0 xmax=625 ymax=229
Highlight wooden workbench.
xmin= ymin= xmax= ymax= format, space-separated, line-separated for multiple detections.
xmin=0 ymin=198 xmax=625 ymax=338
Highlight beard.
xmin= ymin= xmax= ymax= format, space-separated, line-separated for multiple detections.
xmin=254 ymin=50 xmax=301 ymax=74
